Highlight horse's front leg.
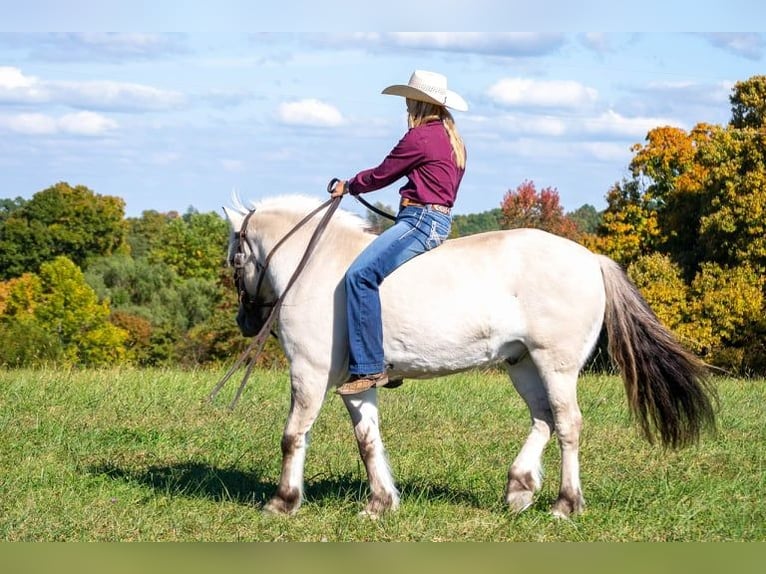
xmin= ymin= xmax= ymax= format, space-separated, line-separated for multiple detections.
xmin=342 ymin=390 xmax=400 ymax=517
xmin=263 ymin=372 xmax=325 ymax=515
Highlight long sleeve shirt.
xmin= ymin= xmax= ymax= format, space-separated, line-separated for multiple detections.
xmin=347 ymin=120 xmax=465 ymax=207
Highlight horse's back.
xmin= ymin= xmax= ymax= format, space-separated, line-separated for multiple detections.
xmin=379 ymin=227 xmax=606 ymax=374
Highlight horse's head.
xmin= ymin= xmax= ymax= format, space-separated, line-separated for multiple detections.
xmin=222 ymin=205 xmax=277 ymax=337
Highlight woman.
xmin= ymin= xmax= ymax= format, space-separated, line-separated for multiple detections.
xmin=331 ymin=69 xmax=468 ymax=395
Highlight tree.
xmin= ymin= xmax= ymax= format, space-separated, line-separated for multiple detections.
xmin=0 ymin=182 xmax=127 ymax=280
xmin=0 ymin=197 xmax=26 ymax=223
xmin=627 ymin=253 xmax=688 ymax=333
xmin=126 ymin=209 xmax=178 ymax=259
xmin=500 ymin=180 xmax=578 ymax=239
xmin=588 ymin=179 xmax=660 ymax=266
xmin=148 ymin=208 xmax=228 ymax=281
xmin=567 ymin=204 xmax=601 ymax=235
xmin=730 ymin=75 xmax=766 ymax=129
xmin=365 ymin=202 xmax=396 ymax=234
xmin=681 ymin=263 xmax=764 ymax=371
xmin=451 ymin=208 xmax=503 ymax=237
xmin=696 ymin=125 xmax=766 ymax=275
xmin=1 ymin=257 xmax=127 ymax=366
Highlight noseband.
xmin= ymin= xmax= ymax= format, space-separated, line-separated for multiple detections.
xmin=231 ymin=209 xmax=276 ymax=314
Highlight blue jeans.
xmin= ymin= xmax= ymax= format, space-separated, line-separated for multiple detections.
xmin=345 ymin=205 xmax=452 ymax=375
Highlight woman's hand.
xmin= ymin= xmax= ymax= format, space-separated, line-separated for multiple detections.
xmin=330 ymin=179 xmax=348 ymax=198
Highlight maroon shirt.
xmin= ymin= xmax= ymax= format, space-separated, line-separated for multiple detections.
xmin=347 ymin=120 xmax=465 ymax=207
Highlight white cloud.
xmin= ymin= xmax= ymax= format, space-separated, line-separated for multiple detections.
xmin=0 ymin=111 xmax=117 ymax=136
xmin=276 ymin=99 xmax=344 ymax=127
xmin=488 ymin=78 xmax=598 ymax=109
xmin=58 ymin=111 xmax=118 ymax=135
xmin=0 ymin=66 xmax=36 ymax=89
xmin=5 ymin=33 xmax=187 ymax=63
xmin=0 ymin=66 xmax=184 ymax=111
xmin=581 ymin=109 xmax=683 ymax=138
xmin=385 ymin=32 xmax=565 ymax=56
xmin=490 ymin=114 xmax=568 ymax=136
xmin=702 ymin=33 xmax=765 ymax=60
xmin=3 ymin=113 xmax=57 ymax=135
xmin=579 ymin=141 xmax=633 ymax=162
xmin=321 ymin=33 xmax=565 ymax=57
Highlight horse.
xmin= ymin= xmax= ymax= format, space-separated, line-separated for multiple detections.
xmin=221 ymin=194 xmax=716 ymax=518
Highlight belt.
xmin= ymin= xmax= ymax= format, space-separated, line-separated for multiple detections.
xmin=400 ymin=197 xmax=451 ymax=215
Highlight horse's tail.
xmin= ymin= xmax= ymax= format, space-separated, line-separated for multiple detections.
xmin=597 ymin=255 xmax=717 ymax=448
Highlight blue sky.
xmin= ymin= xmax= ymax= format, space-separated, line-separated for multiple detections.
xmin=1 ymin=30 xmax=765 ymax=218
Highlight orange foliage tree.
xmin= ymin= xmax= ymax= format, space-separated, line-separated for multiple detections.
xmin=500 ymin=180 xmax=578 ymax=240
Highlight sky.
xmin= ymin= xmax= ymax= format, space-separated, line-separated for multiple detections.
xmin=2 ymin=28 xmax=765 ymax=219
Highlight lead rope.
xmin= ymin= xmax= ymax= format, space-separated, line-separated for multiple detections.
xmin=208 ymin=194 xmax=343 ymax=410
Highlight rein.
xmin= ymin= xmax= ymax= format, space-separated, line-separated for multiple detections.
xmin=208 ymin=194 xmax=343 ymax=410
xmin=355 ymin=194 xmax=396 ymax=222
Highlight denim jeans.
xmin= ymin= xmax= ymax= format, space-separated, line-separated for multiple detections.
xmin=345 ymin=205 xmax=452 ymax=375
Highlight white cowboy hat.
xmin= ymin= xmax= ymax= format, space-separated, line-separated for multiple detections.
xmin=382 ymin=69 xmax=468 ymax=112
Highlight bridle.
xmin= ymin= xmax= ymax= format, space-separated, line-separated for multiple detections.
xmin=210 ymin=193 xmax=343 ymax=409
xmin=211 ymin=180 xmax=397 ymax=410
xmin=231 ymin=209 xmax=276 ymax=315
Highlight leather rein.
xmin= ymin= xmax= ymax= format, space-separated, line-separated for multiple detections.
xmin=208 ymin=193 xmax=343 ymax=409
xmin=208 ymin=180 xmax=396 ymax=410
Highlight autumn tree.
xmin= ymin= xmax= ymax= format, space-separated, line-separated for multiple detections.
xmin=0 ymin=256 xmax=127 ymax=366
xmin=500 ymin=180 xmax=578 ymax=240
xmin=588 ymin=179 xmax=659 ymax=266
xmin=730 ymin=75 xmax=766 ymax=129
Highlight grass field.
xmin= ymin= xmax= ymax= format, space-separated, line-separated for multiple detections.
xmin=0 ymin=367 xmax=763 ymax=541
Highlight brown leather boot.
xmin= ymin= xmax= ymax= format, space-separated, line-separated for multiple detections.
xmin=335 ymin=372 xmax=389 ymax=395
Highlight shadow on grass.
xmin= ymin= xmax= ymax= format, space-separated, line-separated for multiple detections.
xmin=89 ymin=461 xmax=484 ymax=509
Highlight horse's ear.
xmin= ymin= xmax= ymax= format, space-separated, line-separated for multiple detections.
xmin=222 ymin=206 xmax=244 ymax=231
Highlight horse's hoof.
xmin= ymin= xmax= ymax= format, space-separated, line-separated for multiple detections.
xmin=358 ymin=509 xmax=381 ymax=521
xmin=359 ymin=493 xmax=398 ymax=518
xmin=506 ymin=489 xmax=535 ymax=513
xmin=263 ymin=493 xmax=300 ymax=516
xmin=550 ymin=492 xmax=584 ymax=518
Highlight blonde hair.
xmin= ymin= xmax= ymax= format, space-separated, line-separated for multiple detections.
xmin=406 ymin=99 xmax=466 ymax=170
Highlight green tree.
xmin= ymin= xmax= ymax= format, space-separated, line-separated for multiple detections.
xmin=0 ymin=197 xmax=26 ymax=223
xmin=126 ymin=209 xmax=178 ymax=259
xmin=149 ymin=208 xmax=228 ymax=280
xmin=365 ymin=202 xmax=396 ymax=234
xmin=451 ymin=208 xmax=503 ymax=237
xmin=567 ymin=204 xmax=601 ymax=235
xmin=0 ymin=182 xmax=127 ymax=280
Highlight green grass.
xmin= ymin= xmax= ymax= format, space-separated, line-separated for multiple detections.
xmin=0 ymin=367 xmax=763 ymax=541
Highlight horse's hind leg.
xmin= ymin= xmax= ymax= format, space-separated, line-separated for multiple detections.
xmin=263 ymin=369 xmax=325 ymax=515
xmin=536 ymin=362 xmax=585 ymax=518
xmin=342 ymin=390 xmax=399 ymax=517
xmin=505 ymin=358 xmax=554 ymax=513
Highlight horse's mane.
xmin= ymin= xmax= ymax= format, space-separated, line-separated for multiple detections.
xmin=229 ymin=194 xmax=370 ymax=235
